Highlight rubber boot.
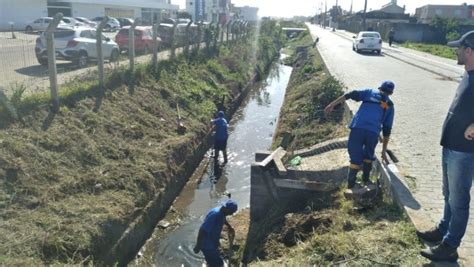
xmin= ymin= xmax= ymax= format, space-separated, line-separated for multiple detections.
xmin=223 ymin=149 xmax=228 ymax=164
xmin=347 ymin=168 xmax=359 ymax=189
xmin=214 ymin=148 xmax=219 ymax=163
xmin=362 ymin=161 xmax=372 ymax=185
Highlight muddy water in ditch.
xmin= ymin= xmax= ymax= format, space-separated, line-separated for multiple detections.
xmin=141 ymin=57 xmax=292 ymax=266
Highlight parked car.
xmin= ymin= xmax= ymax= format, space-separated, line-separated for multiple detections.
xmin=35 ymin=26 xmax=120 ymax=67
xmin=25 ymin=17 xmax=69 ymax=33
xmin=74 ymin=17 xmax=97 ymax=28
xmin=115 ymin=26 xmax=160 ymax=53
xmin=61 ymin=17 xmax=85 ymax=27
xmin=91 ymin=17 xmax=120 ymax=31
xmin=352 ymin=31 xmax=382 ymax=54
xmin=117 ymin=17 xmax=134 ymax=28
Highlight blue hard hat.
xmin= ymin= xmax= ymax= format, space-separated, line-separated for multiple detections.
xmin=223 ymin=199 xmax=238 ymax=213
xmin=379 ymin=80 xmax=395 ymax=93
xmin=218 ymin=111 xmax=225 ymax=117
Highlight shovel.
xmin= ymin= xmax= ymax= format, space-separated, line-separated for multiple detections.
xmin=176 ymin=101 xmax=187 ymax=134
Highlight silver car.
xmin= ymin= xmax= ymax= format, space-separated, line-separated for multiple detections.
xmin=25 ymin=17 xmax=69 ymax=32
xmin=35 ymin=27 xmax=120 ymax=67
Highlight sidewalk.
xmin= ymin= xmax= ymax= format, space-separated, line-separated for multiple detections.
xmin=309 ymin=25 xmax=473 ymax=265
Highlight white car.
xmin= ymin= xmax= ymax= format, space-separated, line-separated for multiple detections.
xmin=61 ymin=17 xmax=85 ymax=27
xmin=74 ymin=17 xmax=98 ymax=28
xmin=35 ymin=27 xmax=119 ymax=67
xmin=352 ymin=31 xmax=382 ymax=54
xmin=25 ymin=17 xmax=69 ymax=32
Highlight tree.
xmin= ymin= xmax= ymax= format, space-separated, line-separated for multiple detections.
xmin=430 ymin=16 xmax=460 ymax=43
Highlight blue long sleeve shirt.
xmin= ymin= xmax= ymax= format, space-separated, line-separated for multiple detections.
xmin=345 ymin=88 xmax=395 ymax=136
xmin=212 ymin=117 xmax=228 ymax=141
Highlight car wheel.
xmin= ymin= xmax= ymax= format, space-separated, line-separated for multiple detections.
xmin=25 ymin=26 xmax=33 ymax=33
xmin=76 ymin=51 xmax=88 ymax=68
xmin=352 ymin=44 xmax=355 ymax=51
xmin=37 ymin=58 xmax=48 ymax=66
xmin=110 ymin=49 xmax=119 ymax=62
xmin=355 ymin=45 xmax=359 ymax=53
xmin=376 ymin=49 xmax=381 ymax=55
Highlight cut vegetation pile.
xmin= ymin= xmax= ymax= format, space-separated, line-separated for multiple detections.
xmin=0 ymin=21 xmax=283 ymax=265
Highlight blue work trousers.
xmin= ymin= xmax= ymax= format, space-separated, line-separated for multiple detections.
xmin=438 ymin=147 xmax=474 ymax=248
xmin=347 ymin=128 xmax=379 ymax=166
xmin=202 ymin=248 xmax=224 ymax=267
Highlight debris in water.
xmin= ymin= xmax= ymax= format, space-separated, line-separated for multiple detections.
xmin=158 ymin=220 xmax=171 ymax=229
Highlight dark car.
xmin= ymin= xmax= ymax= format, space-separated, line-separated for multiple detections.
xmin=117 ymin=18 xmax=134 ymax=28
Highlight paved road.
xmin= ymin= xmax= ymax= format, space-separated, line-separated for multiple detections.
xmin=308 ymin=24 xmax=473 ymax=264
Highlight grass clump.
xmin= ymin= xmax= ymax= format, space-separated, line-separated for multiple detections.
xmin=275 ymin=30 xmax=348 ymax=151
xmin=248 ymin=190 xmax=428 ymax=266
xmin=401 ymin=42 xmax=457 ymax=60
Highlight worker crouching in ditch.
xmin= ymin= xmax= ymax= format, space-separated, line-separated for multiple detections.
xmin=194 ymin=199 xmax=237 ymax=267
xmin=324 ymin=81 xmax=395 ymax=189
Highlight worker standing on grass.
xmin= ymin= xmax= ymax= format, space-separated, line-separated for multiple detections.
xmin=211 ymin=111 xmax=229 ymax=164
xmin=324 ymin=81 xmax=395 ymax=189
xmin=194 ymin=199 xmax=237 ymax=267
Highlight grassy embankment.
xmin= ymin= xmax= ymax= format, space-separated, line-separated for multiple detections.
xmin=239 ymin=26 xmax=429 ymax=266
xmin=401 ymin=42 xmax=457 ymax=60
xmin=0 ymin=21 xmax=283 ymax=265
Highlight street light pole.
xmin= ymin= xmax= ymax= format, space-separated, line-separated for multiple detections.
xmin=363 ymin=0 xmax=368 ymax=30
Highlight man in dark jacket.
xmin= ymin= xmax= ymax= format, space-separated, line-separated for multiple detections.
xmin=416 ymin=31 xmax=474 ymax=263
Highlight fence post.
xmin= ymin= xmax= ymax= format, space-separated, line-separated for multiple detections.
xmin=152 ymin=15 xmax=161 ymax=67
xmin=221 ymin=21 xmax=226 ymax=44
xmin=226 ymin=20 xmax=231 ymax=43
xmin=184 ymin=20 xmax=193 ymax=57
xmin=194 ymin=21 xmax=203 ymax=56
xmin=129 ymin=19 xmax=140 ymax=74
xmin=170 ymin=21 xmax=177 ymax=59
xmin=96 ymin=16 xmax=109 ymax=96
xmin=46 ymin=13 xmax=63 ymax=113
xmin=213 ymin=22 xmax=220 ymax=51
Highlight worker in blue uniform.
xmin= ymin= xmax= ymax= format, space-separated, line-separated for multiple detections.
xmin=194 ymin=199 xmax=237 ymax=267
xmin=324 ymin=81 xmax=395 ymax=188
xmin=211 ymin=111 xmax=229 ymax=164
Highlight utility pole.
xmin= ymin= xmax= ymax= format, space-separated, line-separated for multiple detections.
xmin=363 ymin=0 xmax=368 ymax=30
xmin=332 ymin=0 xmax=338 ymax=31
xmin=350 ymin=0 xmax=353 ymax=15
xmin=324 ymin=0 xmax=327 ymax=28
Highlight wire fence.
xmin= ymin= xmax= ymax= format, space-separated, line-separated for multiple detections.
xmin=0 ymin=15 xmax=250 ymax=114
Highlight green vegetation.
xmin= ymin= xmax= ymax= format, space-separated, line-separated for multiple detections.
xmin=275 ymin=30 xmax=348 ymax=152
xmin=0 ymin=21 xmax=283 ymax=265
xmin=401 ymin=42 xmax=457 ymax=60
xmin=430 ymin=16 xmax=461 ymax=43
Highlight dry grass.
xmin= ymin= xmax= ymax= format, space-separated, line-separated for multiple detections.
xmin=0 ymin=24 xmax=283 ymax=264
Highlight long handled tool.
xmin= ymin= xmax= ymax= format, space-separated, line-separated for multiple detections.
xmin=176 ymin=101 xmax=187 ymax=134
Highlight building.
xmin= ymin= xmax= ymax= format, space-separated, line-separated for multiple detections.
xmin=234 ymin=6 xmax=258 ymax=22
xmin=185 ymin=0 xmax=231 ymax=24
xmin=0 ymin=0 xmax=179 ymax=31
xmin=415 ymin=4 xmax=474 ymax=24
xmin=380 ymin=0 xmax=405 ymax=14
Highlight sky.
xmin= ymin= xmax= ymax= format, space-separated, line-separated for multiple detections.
xmin=171 ymin=0 xmax=472 ymax=17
